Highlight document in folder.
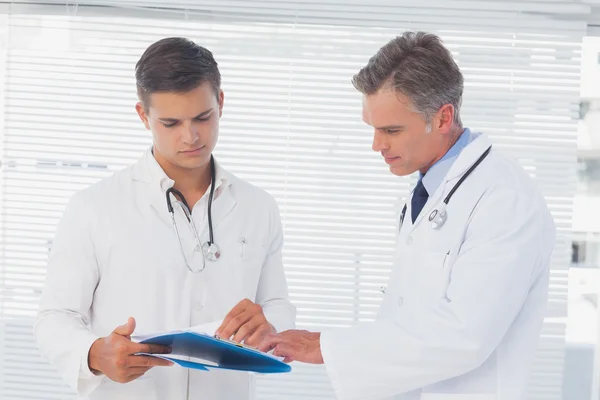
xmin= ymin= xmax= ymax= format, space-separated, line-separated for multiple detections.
xmin=131 ymin=320 xmax=291 ymax=374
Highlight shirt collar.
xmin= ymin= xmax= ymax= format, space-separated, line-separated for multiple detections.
xmin=420 ymin=127 xmax=472 ymax=196
xmin=144 ymin=147 xmax=228 ymax=197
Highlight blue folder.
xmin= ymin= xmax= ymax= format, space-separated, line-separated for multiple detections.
xmin=138 ymin=331 xmax=291 ymax=374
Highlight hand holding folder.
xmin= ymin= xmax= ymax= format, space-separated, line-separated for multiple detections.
xmin=131 ymin=320 xmax=291 ymax=374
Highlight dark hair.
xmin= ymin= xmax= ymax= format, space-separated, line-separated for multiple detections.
xmin=135 ymin=37 xmax=221 ymax=108
xmin=352 ymin=31 xmax=463 ymax=126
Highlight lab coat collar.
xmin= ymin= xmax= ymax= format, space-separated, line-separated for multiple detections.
xmin=443 ymin=133 xmax=492 ymax=183
xmin=420 ymin=128 xmax=472 ymax=197
xmin=134 ymin=147 xmax=232 ymax=191
xmin=408 ymin=133 xmax=493 ymax=230
xmin=131 ymin=147 xmax=237 ymax=230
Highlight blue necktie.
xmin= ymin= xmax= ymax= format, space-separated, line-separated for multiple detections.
xmin=411 ymin=180 xmax=429 ymax=223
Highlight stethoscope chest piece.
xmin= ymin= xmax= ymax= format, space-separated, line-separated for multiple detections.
xmin=428 ymin=209 xmax=438 ymax=221
xmin=398 ymin=145 xmax=492 ymax=233
xmin=429 ymin=208 xmax=447 ymax=230
xmin=203 ymin=242 xmax=221 ymax=262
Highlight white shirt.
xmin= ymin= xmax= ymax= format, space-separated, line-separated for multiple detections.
xmin=34 ymin=148 xmax=296 ymax=400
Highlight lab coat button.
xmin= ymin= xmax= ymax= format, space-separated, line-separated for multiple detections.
xmin=194 ymin=303 xmax=204 ymax=311
xmin=397 ymin=297 xmax=404 ymax=306
xmin=406 ymin=236 xmax=413 ymax=245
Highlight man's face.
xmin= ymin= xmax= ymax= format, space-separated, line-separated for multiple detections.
xmin=136 ymin=81 xmax=224 ymax=171
xmin=363 ymin=88 xmax=453 ymax=176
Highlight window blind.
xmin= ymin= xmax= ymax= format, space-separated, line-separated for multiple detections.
xmin=0 ymin=1 xmax=587 ymax=399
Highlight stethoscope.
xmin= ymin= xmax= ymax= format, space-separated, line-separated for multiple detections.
xmin=399 ymin=145 xmax=492 ymax=231
xmin=165 ymin=155 xmax=220 ymax=273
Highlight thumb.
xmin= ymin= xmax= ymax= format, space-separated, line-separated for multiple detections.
xmin=113 ymin=317 xmax=136 ymax=337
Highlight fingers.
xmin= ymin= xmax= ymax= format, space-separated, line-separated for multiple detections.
xmin=126 ymin=355 xmax=174 ymax=368
xmin=232 ymin=316 xmax=263 ymax=343
xmin=117 ymin=372 xmax=146 ymax=383
xmin=215 ymin=298 xmax=252 ymax=337
xmin=127 ymin=373 xmax=146 ymax=382
xmin=126 ymin=366 xmax=152 ymax=376
xmin=112 ymin=353 xmax=173 ymax=384
xmin=273 ymin=343 xmax=295 ymax=361
xmin=257 ymin=333 xmax=283 ymax=353
xmin=217 ymin=309 xmax=255 ymax=340
xmin=244 ymin=324 xmax=272 ymax=347
xmin=131 ymin=342 xmax=172 ymax=355
xmin=113 ymin=317 xmax=136 ymax=338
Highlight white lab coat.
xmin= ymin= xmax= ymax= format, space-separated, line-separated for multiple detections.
xmin=34 ymin=148 xmax=296 ymax=400
xmin=320 ymin=133 xmax=556 ymax=400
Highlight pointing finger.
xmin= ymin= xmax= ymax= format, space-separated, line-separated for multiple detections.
xmin=258 ymin=333 xmax=283 ymax=353
xmin=215 ymin=299 xmax=252 ymax=337
xmin=273 ymin=343 xmax=295 ymax=360
xmin=217 ymin=309 xmax=254 ymax=340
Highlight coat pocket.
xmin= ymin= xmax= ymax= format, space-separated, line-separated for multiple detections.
xmin=415 ymin=252 xmax=450 ymax=303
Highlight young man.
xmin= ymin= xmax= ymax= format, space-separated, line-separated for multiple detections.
xmin=35 ymin=37 xmax=295 ymax=400
xmin=259 ymin=31 xmax=556 ymax=400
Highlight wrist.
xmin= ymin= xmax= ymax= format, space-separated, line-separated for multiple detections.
xmin=314 ymin=332 xmax=321 ymax=346
xmin=313 ymin=332 xmax=323 ymax=364
xmin=87 ymin=338 xmax=103 ymax=375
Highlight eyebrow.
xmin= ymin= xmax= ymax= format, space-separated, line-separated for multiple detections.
xmin=376 ymin=125 xmax=405 ymax=130
xmin=158 ymin=109 xmax=213 ymax=124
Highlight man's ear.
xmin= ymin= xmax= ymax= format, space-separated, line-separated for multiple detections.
xmin=435 ymin=103 xmax=455 ymax=134
xmin=135 ymin=102 xmax=151 ymax=130
xmin=218 ymin=90 xmax=225 ymax=118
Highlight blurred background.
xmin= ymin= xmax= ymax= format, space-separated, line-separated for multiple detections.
xmin=0 ymin=1 xmax=600 ymax=399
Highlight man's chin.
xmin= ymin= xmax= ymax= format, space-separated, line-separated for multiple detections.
xmin=389 ymin=164 xmax=411 ymax=177
xmin=175 ymin=153 xmax=211 ymax=166
xmin=178 ymin=161 xmax=209 ymax=171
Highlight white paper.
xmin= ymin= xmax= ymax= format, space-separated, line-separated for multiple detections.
xmin=188 ymin=320 xmax=222 ymax=336
xmin=131 ymin=320 xmax=222 ymax=343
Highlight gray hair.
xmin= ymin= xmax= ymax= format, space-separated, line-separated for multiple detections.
xmin=352 ymin=31 xmax=463 ymax=127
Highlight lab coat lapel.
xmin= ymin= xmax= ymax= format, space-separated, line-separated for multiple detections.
xmin=130 ymin=156 xmax=174 ymax=228
xmin=209 ymin=162 xmax=238 ymax=231
xmin=405 ymin=133 xmax=493 ymax=233
xmin=444 ymin=133 xmax=493 ymax=182
xmin=407 ymin=182 xmax=447 ymax=233
xmin=196 ymin=178 xmax=237 ymax=240
xmin=146 ymin=184 xmax=173 ymax=227
xmin=131 ymin=154 xmax=238 ymax=235
xmin=211 ymin=186 xmax=236 ymax=230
